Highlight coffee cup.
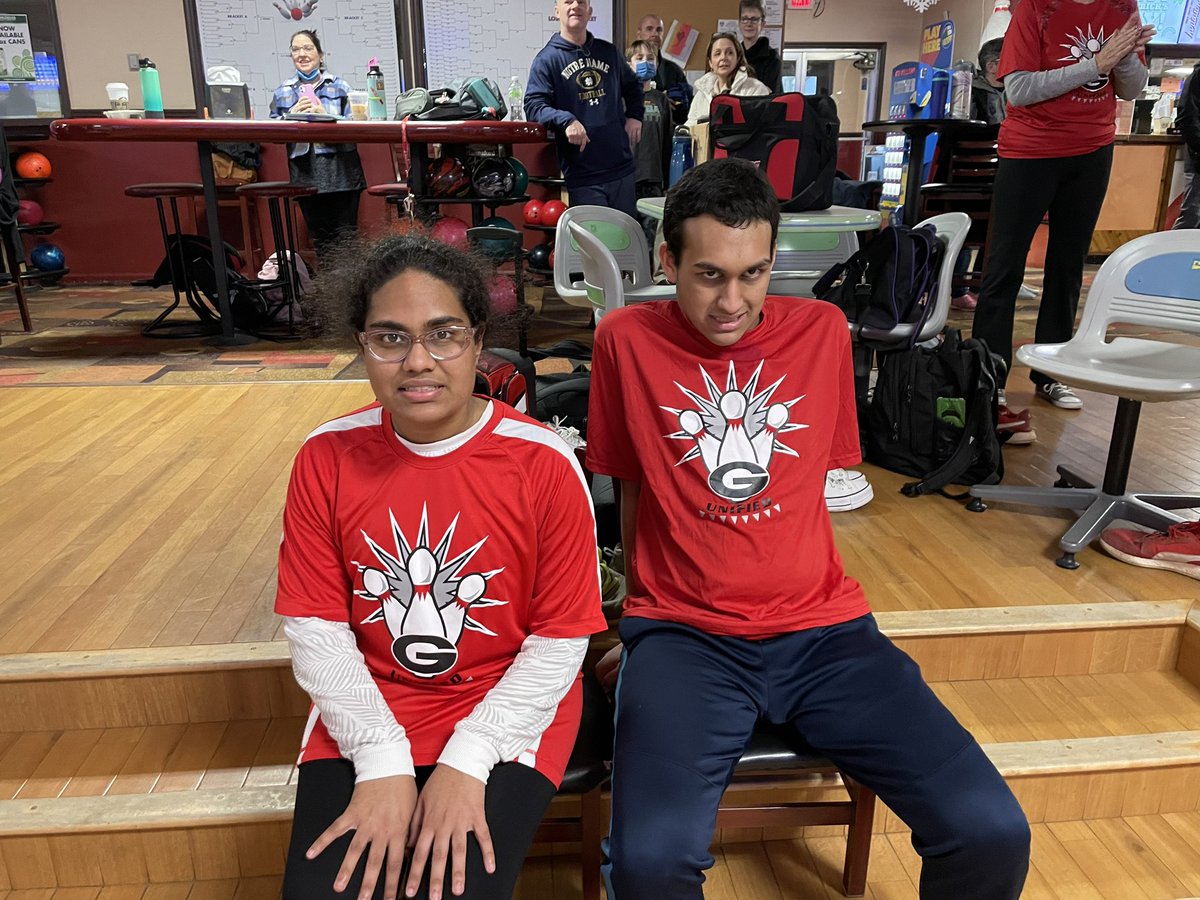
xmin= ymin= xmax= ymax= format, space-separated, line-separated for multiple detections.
xmin=106 ymin=82 xmax=130 ymax=110
xmin=349 ymin=89 xmax=369 ymax=121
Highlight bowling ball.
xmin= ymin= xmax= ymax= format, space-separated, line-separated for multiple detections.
xmin=30 ymin=242 xmax=65 ymax=271
xmin=527 ymin=242 xmax=552 ymax=270
xmin=549 ymin=248 xmax=556 ymax=270
xmin=471 ymin=157 xmax=517 ymax=199
xmin=426 ymin=156 xmax=471 ymax=198
xmin=473 ymin=216 xmax=520 ymax=261
xmin=16 ymin=199 xmax=43 ymax=227
xmin=507 ymin=158 xmax=529 ymax=196
xmin=522 ymin=199 xmax=543 ymax=225
xmin=14 ymin=152 xmax=51 ymax=180
xmin=488 ymin=274 xmax=518 ymax=315
xmin=539 ymin=199 xmax=566 ymax=227
xmin=431 ymin=215 xmax=469 ymax=250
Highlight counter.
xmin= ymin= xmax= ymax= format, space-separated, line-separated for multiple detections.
xmin=1090 ymin=133 xmax=1184 ymax=254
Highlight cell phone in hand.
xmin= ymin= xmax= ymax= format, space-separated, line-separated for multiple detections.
xmin=299 ymin=84 xmax=320 ymax=108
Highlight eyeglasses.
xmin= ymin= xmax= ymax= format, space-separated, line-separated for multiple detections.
xmin=291 ymin=44 xmax=318 ymax=54
xmin=739 ymin=15 xmax=763 ymax=24
xmin=358 ymin=326 xmax=478 ymax=363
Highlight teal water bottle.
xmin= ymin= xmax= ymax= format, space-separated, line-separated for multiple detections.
xmin=366 ymin=57 xmax=386 ymax=120
xmin=139 ymin=58 xmax=164 ymax=118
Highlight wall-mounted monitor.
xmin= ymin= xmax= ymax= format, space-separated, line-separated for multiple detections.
xmin=1139 ymin=0 xmax=1200 ymax=46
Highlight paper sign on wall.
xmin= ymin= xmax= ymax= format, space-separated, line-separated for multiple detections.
xmin=663 ymin=20 xmax=702 ymax=67
xmin=0 ymin=15 xmax=35 ymax=83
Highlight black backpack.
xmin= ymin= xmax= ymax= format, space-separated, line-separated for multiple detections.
xmin=709 ymin=92 xmax=839 ymax=212
xmin=813 ymin=224 xmax=944 ymax=346
xmin=865 ymin=329 xmax=1005 ymax=500
xmin=415 ymin=77 xmax=507 ymax=121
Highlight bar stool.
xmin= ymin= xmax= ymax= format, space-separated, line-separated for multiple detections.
xmin=367 ymin=180 xmax=411 ymax=227
xmin=124 ymin=182 xmax=220 ymax=338
xmin=233 ymin=181 xmax=317 ymax=338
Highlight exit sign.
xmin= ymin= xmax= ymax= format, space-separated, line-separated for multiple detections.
xmin=790 ymin=0 xmax=813 ymax=8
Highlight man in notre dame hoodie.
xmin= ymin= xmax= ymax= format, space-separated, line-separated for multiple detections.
xmin=525 ymin=0 xmax=644 ymax=218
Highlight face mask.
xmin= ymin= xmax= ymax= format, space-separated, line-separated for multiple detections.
xmin=635 ymin=60 xmax=657 ymax=81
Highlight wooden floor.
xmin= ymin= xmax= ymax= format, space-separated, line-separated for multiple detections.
xmin=1 ymin=377 xmax=1197 ymax=653
xmin=1 ymin=813 xmax=1198 ymax=899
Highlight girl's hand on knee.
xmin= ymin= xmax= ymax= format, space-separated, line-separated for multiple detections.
xmin=306 ymin=774 xmax=417 ymax=900
xmin=405 ymin=764 xmax=494 ymax=900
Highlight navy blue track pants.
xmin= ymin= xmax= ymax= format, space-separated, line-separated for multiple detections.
xmin=604 ymin=614 xmax=1030 ymax=899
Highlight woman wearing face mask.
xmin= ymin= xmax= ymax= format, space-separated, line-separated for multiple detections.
xmin=627 ymin=40 xmax=672 ymax=248
xmin=269 ymin=29 xmax=366 ymax=265
xmin=686 ymin=32 xmax=770 ymax=126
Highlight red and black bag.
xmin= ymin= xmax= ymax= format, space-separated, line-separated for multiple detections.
xmin=709 ymin=92 xmax=840 ymax=212
xmin=475 ymin=349 xmax=535 ymax=416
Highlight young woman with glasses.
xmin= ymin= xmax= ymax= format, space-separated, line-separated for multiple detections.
xmin=276 ymin=234 xmax=606 ymax=900
xmin=686 ymin=32 xmax=771 ymax=125
xmin=738 ymin=0 xmax=781 ymax=92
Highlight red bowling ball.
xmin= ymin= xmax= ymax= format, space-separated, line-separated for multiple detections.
xmin=431 ymin=215 xmax=469 ymax=250
xmin=539 ymin=200 xmax=566 ymax=227
xmin=488 ymin=274 xmax=518 ymax=315
xmin=16 ymin=199 xmax=43 ymax=227
xmin=522 ymin=199 xmax=542 ymax=225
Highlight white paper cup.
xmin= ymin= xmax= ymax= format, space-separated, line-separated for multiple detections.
xmin=106 ymin=82 xmax=130 ymax=110
xmin=349 ymin=90 xmax=369 ymax=121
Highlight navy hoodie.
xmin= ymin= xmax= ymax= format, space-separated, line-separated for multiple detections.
xmin=525 ymin=32 xmax=643 ymax=188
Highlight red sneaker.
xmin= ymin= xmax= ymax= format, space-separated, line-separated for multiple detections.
xmin=1100 ymin=522 xmax=1200 ymax=581
xmin=951 ymin=291 xmax=978 ymax=312
xmin=997 ymin=405 xmax=1035 ymax=445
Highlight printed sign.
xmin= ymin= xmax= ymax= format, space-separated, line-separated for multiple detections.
xmin=0 ymin=15 xmax=35 ymax=83
xmin=920 ymin=19 xmax=955 ymax=69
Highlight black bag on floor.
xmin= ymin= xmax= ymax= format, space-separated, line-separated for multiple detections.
xmin=709 ymin=92 xmax=839 ymax=212
xmin=813 ymin=223 xmax=944 ymax=346
xmin=866 ymin=329 xmax=1005 ymax=498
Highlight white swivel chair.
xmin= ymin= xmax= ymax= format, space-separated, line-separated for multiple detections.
xmin=553 ymin=205 xmax=675 ymax=310
xmin=970 ymin=230 xmax=1200 ymax=569
xmin=567 ymin=221 xmax=633 ymax=320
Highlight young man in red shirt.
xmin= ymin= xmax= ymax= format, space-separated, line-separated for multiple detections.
xmin=588 ymin=158 xmax=1030 ymax=899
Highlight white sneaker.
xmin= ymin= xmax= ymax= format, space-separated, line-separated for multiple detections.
xmin=825 ymin=468 xmax=874 ymax=512
xmin=1018 ymin=283 xmax=1038 ymax=300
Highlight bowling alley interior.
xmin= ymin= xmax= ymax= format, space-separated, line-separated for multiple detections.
xmin=1 ymin=0 xmax=1199 ymax=897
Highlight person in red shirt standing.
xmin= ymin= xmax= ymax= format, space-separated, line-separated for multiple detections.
xmin=973 ymin=0 xmax=1152 ymax=426
xmin=275 ymin=235 xmax=606 ymax=900
xmin=588 ymin=158 xmax=1030 ymax=899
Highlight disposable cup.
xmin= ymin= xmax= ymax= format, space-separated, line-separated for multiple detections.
xmin=106 ymin=82 xmax=129 ymax=109
xmin=349 ymin=90 xmax=369 ymax=120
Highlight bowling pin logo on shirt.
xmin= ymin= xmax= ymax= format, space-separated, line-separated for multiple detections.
xmin=354 ymin=504 xmax=507 ymax=678
xmin=662 ymin=360 xmax=807 ymax=507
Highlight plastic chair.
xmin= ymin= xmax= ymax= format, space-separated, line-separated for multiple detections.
xmin=553 ymin=205 xmax=675 ymax=309
xmin=769 ymin=230 xmax=861 ymax=298
xmin=567 ymin=220 xmax=667 ymax=322
xmin=969 ymin=230 xmax=1200 ymax=569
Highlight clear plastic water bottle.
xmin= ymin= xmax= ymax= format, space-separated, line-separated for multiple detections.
xmin=508 ymin=76 xmax=525 ymax=121
xmin=949 ymin=60 xmax=973 ymax=119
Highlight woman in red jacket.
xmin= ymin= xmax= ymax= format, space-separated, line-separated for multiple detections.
xmin=972 ymin=0 xmax=1152 ymax=434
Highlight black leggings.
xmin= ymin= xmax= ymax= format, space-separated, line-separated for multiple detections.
xmin=972 ymin=144 xmax=1113 ymax=387
xmin=284 ymin=759 xmax=556 ymax=900
xmin=296 ymin=191 xmax=361 ymax=265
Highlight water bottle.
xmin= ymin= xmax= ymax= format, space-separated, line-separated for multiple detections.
xmin=139 ymin=57 xmax=164 ymax=119
xmin=366 ymin=57 xmax=386 ymax=120
xmin=507 ymin=76 xmax=525 ymax=121
xmin=668 ymin=127 xmax=694 ymax=187
xmin=949 ymin=60 xmax=973 ymax=119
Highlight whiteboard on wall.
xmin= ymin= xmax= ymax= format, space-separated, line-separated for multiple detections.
xmin=195 ymin=0 xmax=401 ymax=117
xmin=421 ymin=0 xmax=612 ymax=92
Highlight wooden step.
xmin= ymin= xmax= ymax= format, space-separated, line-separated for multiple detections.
xmin=1 ymin=601 xmax=1191 ymax=733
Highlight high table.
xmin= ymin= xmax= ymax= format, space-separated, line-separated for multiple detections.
xmin=636 ymin=197 xmax=881 ymax=295
xmin=50 ymin=118 xmax=547 ymax=345
xmin=861 ymin=118 xmax=988 ymax=227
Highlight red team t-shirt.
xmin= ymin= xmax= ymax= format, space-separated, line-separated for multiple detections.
xmin=586 ymin=297 xmax=870 ymax=639
xmin=275 ymin=402 xmax=607 ymax=787
xmin=999 ymin=0 xmax=1140 ymax=158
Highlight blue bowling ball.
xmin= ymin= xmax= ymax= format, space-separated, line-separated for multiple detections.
xmin=30 ymin=242 xmax=65 ymax=272
xmin=473 ymin=216 xmax=519 ymax=261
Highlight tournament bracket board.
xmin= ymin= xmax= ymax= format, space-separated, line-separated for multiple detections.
xmin=194 ymin=0 xmax=401 ymax=116
xmin=421 ymin=0 xmax=613 ymax=94
xmin=1136 ymin=0 xmax=1200 ymax=44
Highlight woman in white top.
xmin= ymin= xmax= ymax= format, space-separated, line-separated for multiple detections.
xmin=686 ymin=32 xmax=770 ymax=125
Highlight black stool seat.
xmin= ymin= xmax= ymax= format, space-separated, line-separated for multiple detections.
xmin=367 ymin=181 xmax=410 ymax=197
xmin=235 ymin=181 xmax=317 ymax=199
xmin=558 ymin=673 xmax=612 ymax=795
xmin=125 ymin=182 xmax=204 ymax=199
xmin=736 ymin=726 xmax=837 ymax=773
